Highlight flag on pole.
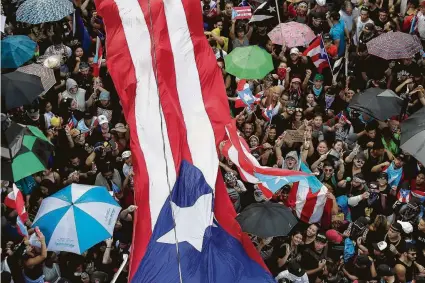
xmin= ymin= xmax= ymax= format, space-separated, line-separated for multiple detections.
xmin=16 ymin=215 xmax=29 ymax=237
xmin=303 ymin=35 xmax=330 ymax=73
xmin=249 ymin=0 xmax=277 ymax=23
xmin=95 ymin=0 xmax=275 ymax=281
xmin=4 ymin=184 xmax=28 ymax=223
xmin=93 ymin=36 xmax=103 ymax=77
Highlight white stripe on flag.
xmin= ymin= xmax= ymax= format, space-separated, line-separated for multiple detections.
xmin=309 ymin=186 xmax=327 ymax=223
xmin=163 ymin=0 xmax=218 ymax=189
xmin=294 ymin=180 xmax=309 ymax=219
xmin=115 ymin=0 xmax=176 ymax=230
xmin=227 ymin=146 xmax=259 ymax=183
xmin=306 ymin=45 xmax=321 ymax=57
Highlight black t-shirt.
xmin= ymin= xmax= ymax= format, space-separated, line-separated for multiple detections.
xmin=357 ymin=55 xmax=388 ymax=80
xmin=344 ymin=259 xmax=373 ymax=280
xmin=301 ymin=248 xmax=326 ymax=282
xmin=413 ymin=229 xmax=425 ymax=252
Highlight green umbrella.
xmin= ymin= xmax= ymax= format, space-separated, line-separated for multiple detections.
xmin=1 ymin=123 xmax=53 ymax=182
xmin=224 ymin=46 xmax=274 ymax=79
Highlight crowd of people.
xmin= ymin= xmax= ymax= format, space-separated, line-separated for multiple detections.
xmin=1 ymin=0 xmax=425 ymax=282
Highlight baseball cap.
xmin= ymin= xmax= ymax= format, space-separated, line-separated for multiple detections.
xmin=364 ymin=22 xmax=375 ymax=31
xmin=97 ymin=115 xmax=108 ymax=125
xmin=377 ymin=264 xmax=395 ymax=277
xmin=314 ymin=73 xmax=324 ymax=81
xmin=316 ymin=233 xmax=328 ymax=243
xmin=290 ymin=47 xmax=300 ymax=55
xmin=26 ymin=107 xmax=40 ymax=121
xmin=99 ymin=91 xmax=110 ymax=101
xmin=390 ymin=222 xmax=402 ymax=233
xmin=323 ymin=33 xmax=331 ymax=41
xmin=122 ymin=150 xmax=131 ymax=159
xmin=288 ymin=261 xmax=305 ymax=277
xmin=372 ymin=241 xmax=388 ymax=252
xmin=111 ymin=123 xmax=127 ymax=133
xmin=378 ymin=171 xmax=388 ymax=179
xmin=325 ymin=229 xmax=343 ymax=243
xmin=356 ymin=254 xmax=371 ymax=266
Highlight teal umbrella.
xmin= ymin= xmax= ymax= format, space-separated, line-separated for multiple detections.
xmin=224 ymin=46 xmax=274 ymax=79
xmin=1 ymin=35 xmax=36 ymax=68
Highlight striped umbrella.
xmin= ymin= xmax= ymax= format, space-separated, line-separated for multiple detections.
xmin=16 ymin=0 xmax=74 ymax=24
xmin=1 ymin=122 xmax=54 ymax=182
xmin=366 ymin=32 xmax=422 ymax=60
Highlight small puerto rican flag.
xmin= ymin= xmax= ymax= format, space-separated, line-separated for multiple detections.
xmin=303 ymin=35 xmax=330 ymax=73
xmin=234 ymin=80 xmax=260 ymax=108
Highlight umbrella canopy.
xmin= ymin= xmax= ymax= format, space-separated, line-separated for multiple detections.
xmin=1 ymin=123 xmax=53 ymax=182
xmin=366 ymin=32 xmax=422 ymax=60
xmin=349 ymin=88 xmax=404 ymax=121
xmin=224 ymin=46 xmax=274 ymax=79
xmin=32 ymin=184 xmax=121 ymax=254
xmin=400 ymin=107 xmax=425 ymax=165
xmin=236 ymin=202 xmax=297 ymax=238
xmin=268 ymin=22 xmax=315 ymax=48
xmin=16 ymin=0 xmax=74 ymax=24
xmin=1 ymin=35 xmax=36 ymax=68
xmin=1 ymin=71 xmax=44 ymax=110
xmin=17 ymin=64 xmax=56 ymax=95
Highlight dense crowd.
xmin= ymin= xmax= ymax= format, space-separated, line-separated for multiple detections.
xmin=1 ymin=0 xmax=425 ymax=282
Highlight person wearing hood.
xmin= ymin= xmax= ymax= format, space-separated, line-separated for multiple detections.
xmin=59 ymin=78 xmax=87 ymax=112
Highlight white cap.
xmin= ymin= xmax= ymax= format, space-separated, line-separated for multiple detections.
xmin=316 ymin=0 xmax=326 ymax=6
xmin=375 ymin=241 xmax=387 ymax=251
xmin=121 ymin=150 xmax=131 ymax=159
xmin=398 ymin=220 xmax=413 ymax=234
xmin=97 ymin=115 xmax=108 ymax=125
xmin=290 ymin=47 xmax=300 ymax=55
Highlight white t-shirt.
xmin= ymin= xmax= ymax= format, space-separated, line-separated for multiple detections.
xmin=339 ymin=8 xmax=359 ymax=33
xmin=353 ymin=17 xmax=373 ymax=46
xmin=418 ymin=12 xmax=425 ymax=40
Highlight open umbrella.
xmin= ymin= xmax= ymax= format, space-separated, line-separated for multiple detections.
xmin=400 ymin=107 xmax=425 ymax=165
xmin=1 ymin=122 xmax=54 ymax=182
xmin=224 ymin=46 xmax=273 ymax=79
xmin=17 ymin=64 xmax=56 ymax=95
xmin=16 ymin=0 xmax=74 ymax=24
xmin=268 ymin=22 xmax=315 ymax=47
xmin=349 ymin=88 xmax=404 ymax=121
xmin=32 ymin=184 xmax=121 ymax=254
xmin=1 ymin=71 xmax=44 ymax=110
xmin=236 ymin=202 xmax=297 ymax=238
xmin=1 ymin=35 xmax=36 ymax=68
xmin=366 ymin=32 xmax=422 ymax=60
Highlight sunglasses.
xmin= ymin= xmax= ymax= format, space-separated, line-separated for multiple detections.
xmin=324 ymin=168 xmax=334 ymax=172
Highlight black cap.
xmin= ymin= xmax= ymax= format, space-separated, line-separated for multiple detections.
xmin=364 ymin=23 xmax=375 ymax=31
xmin=288 ymin=261 xmax=305 ymax=277
xmin=378 ymin=171 xmax=388 ymax=179
xmin=390 ymin=222 xmax=402 ymax=233
xmin=83 ymin=112 xmax=92 ymax=119
xmin=395 ymin=152 xmax=407 ymax=162
xmin=316 ymin=233 xmax=328 ymax=243
xmin=377 ymin=264 xmax=395 ymax=277
xmin=323 ymin=33 xmax=331 ymax=41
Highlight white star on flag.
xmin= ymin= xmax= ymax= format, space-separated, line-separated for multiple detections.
xmin=157 ymin=193 xmax=213 ymax=252
xmin=267 ymin=6 xmax=276 ymax=13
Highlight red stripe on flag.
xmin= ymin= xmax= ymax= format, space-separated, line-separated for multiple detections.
xmin=300 ymin=189 xmax=319 ymax=223
xmin=94 ymin=0 xmax=152 ymax=278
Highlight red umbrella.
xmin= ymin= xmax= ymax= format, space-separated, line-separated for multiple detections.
xmin=366 ymin=32 xmax=422 ymax=60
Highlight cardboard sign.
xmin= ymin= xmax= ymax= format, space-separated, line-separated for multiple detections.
xmin=232 ymin=7 xmax=252 ymax=20
xmin=284 ymin=130 xmax=304 ymax=143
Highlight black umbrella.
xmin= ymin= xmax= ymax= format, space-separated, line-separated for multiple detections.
xmin=1 ymin=71 xmax=44 ymax=110
xmin=236 ymin=202 xmax=297 ymax=238
xmin=401 ymin=107 xmax=425 ymax=165
xmin=349 ymin=88 xmax=404 ymax=121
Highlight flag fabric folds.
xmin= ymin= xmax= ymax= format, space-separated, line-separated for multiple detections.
xmin=92 ymin=36 xmax=103 ymax=77
xmin=249 ymin=0 xmax=277 ymax=23
xmin=221 ymin=122 xmax=309 ymax=198
xmin=95 ymin=0 xmax=274 ymax=281
xmin=4 ymin=184 xmax=28 ymax=223
xmin=303 ymin=35 xmax=330 ymax=73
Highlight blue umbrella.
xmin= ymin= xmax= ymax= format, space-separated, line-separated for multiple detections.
xmin=1 ymin=35 xmax=36 ymax=68
xmin=16 ymin=0 xmax=74 ymax=24
xmin=32 ymin=184 xmax=121 ymax=254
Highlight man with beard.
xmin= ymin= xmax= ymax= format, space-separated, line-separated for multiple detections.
xmin=385 ymin=222 xmax=407 ymax=259
xmin=249 ymin=21 xmax=270 ymax=47
xmin=309 ymin=11 xmax=328 ymax=35
xmin=300 ymin=233 xmax=328 ymax=283
xmin=72 ymin=62 xmax=93 ymax=91
xmin=62 ymin=151 xmax=96 ymax=185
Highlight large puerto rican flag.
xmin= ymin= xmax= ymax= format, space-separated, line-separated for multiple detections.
xmin=303 ymin=35 xmax=330 ymax=73
xmin=4 ymin=184 xmax=28 ymax=223
xmin=95 ymin=0 xmax=274 ymax=282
